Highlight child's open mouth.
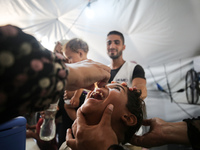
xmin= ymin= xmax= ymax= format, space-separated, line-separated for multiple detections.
xmin=90 ymin=90 xmax=105 ymax=100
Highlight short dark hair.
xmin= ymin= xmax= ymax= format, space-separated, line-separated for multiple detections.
xmin=64 ymin=38 xmax=89 ymax=53
xmin=107 ymin=31 xmax=125 ymax=44
xmin=123 ymin=88 xmax=146 ymax=144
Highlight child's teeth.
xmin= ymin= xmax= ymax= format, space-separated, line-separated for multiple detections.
xmin=100 ymin=93 xmax=103 ymax=98
xmin=91 ymin=90 xmax=104 ymax=100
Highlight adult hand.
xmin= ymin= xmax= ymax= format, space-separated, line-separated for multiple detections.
xmin=66 ymin=59 xmax=111 ymax=91
xmin=130 ymin=118 xmax=189 ymax=148
xmin=66 ymin=104 xmax=118 ymax=150
xmin=63 ymin=90 xmax=75 ymax=100
xmin=69 ymin=96 xmax=80 ymax=108
xmin=129 ymin=118 xmax=167 ymax=148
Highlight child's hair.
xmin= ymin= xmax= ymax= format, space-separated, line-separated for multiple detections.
xmin=64 ymin=38 xmax=89 ymax=53
xmin=123 ymin=87 xmax=146 ymax=144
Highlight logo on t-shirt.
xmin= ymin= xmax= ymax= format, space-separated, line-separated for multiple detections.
xmin=116 ymin=78 xmax=128 ymax=82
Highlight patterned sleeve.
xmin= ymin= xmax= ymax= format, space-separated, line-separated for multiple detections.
xmin=0 ymin=25 xmax=68 ymax=124
xmin=183 ymin=116 xmax=200 ymax=150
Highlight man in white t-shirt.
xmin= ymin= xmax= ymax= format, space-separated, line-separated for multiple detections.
xmin=106 ymin=30 xmax=147 ymax=100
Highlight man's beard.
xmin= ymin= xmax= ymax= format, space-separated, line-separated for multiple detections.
xmin=108 ymin=49 xmax=122 ymax=59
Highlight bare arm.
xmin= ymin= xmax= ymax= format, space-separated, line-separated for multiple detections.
xmin=70 ymin=89 xmax=83 ymax=107
xmin=130 ymin=118 xmax=190 ymax=148
xmin=66 ymin=59 xmax=111 ymax=91
xmin=64 ymin=104 xmax=77 ymax=120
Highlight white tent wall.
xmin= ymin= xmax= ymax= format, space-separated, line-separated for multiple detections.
xmin=1 ymin=0 xmax=200 ymax=66
xmin=1 ymin=0 xmax=200 ymax=148
xmin=145 ymin=56 xmax=200 ymax=121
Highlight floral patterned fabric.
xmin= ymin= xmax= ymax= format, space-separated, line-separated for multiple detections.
xmin=0 ymin=27 xmax=68 ymax=124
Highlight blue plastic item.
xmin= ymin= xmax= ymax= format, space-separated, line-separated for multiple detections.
xmin=0 ymin=116 xmax=27 ymax=150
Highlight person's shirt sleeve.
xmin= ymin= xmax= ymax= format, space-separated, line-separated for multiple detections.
xmin=132 ymin=64 xmax=146 ymax=80
xmin=183 ymin=116 xmax=200 ymax=150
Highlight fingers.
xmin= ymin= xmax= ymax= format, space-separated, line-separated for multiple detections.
xmin=85 ymin=84 xmax=95 ymax=91
xmin=98 ymin=62 xmax=111 ymax=73
xmin=142 ymin=119 xmax=152 ymax=126
xmin=66 ymin=59 xmax=110 ymax=91
xmin=66 ymin=128 xmax=73 ymax=140
xmin=76 ymin=108 xmax=87 ymax=128
xmin=96 ymin=68 xmax=110 ymax=88
xmin=97 ymin=75 xmax=110 ymax=88
xmin=97 ymin=81 xmax=107 ymax=89
xmin=72 ymin=120 xmax=77 ymax=137
xmin=85 ymin=67 xmax=110 ymax=90
xmin=83 ymin=59 xmax=110 ymax=72
xmin=63 ymin=90 xmax=68 ymax=99
xmin=129 ymin=135 xmax=144 ymax=147
xmin=99 ymin=104 xmax=114 ymax=126
xmin=66 ymin=128 xmax=76 ymax=149
xmin=91 ymin=59 xmax=111 ymax=73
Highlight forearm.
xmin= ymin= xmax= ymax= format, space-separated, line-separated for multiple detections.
xmin=73 ymin=89 xmax=83 ymax=99
xmin=65 ymin=65 xmax=80 ymax=91
xmin=129 ymin=118 xmax=190 ymax=148
xmin=65 ymin=60 xmax=111 ymax=91
xmin=163 ymin=121 xmax=190 ymax=145
xmin=66 ymin=64 xmax=94 ymax=90
xmin=65 ymin=107 xmax=77 ymax=120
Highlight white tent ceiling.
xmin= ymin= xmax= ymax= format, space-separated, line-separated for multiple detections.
xmin=1 ymin=0 xmax=200 ymax=66
xmin=1 ymin=0 xmax=200 ymax=123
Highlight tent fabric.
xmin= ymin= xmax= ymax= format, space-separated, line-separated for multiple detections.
xmin=0 ymin=0 xmax=200 ymax=123
xmin=145 ymin=56 xmax=200 ymax=122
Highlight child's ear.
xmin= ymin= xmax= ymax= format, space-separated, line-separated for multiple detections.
xmin=121 ymin=113 xmax=137 ymax=126
xmin=78 ymin=49 xmax=85 ymax=59
xmin=78 ymin=50 xmax=83 ymax=58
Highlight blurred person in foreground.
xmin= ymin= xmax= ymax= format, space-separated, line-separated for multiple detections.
xmin=0 ymin=24 xmax=110 ymax=124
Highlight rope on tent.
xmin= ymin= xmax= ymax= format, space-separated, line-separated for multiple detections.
xmin=62 ymin=0 xmax=97 ymax=40
xmin=164 ymin=64 xmax=173 ymax=102
xmin=62 ymin=3 xmax=88 ymax=39
xmin=148 ymin=65 xmax=194 ymax=118
xmin=148 ymin=66 xmax=167 ymax=93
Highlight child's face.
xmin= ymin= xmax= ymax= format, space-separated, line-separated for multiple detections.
xmin=64 ymin=48 xmax=81 ymax=63
xmin=80 ymin=83 xmax=129 ymax=125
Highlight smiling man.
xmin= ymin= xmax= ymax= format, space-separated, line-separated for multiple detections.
xmin=106 ymin=31 xmax=147 ymax=100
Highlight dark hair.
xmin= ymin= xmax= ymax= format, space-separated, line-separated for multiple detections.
xmin=123 ymin=88 xmax=146 ymax=144
xmin=64 ymin=38 xmax=89 ymax=53
xmin=107 ymin=31 xmax=125 ymax=44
